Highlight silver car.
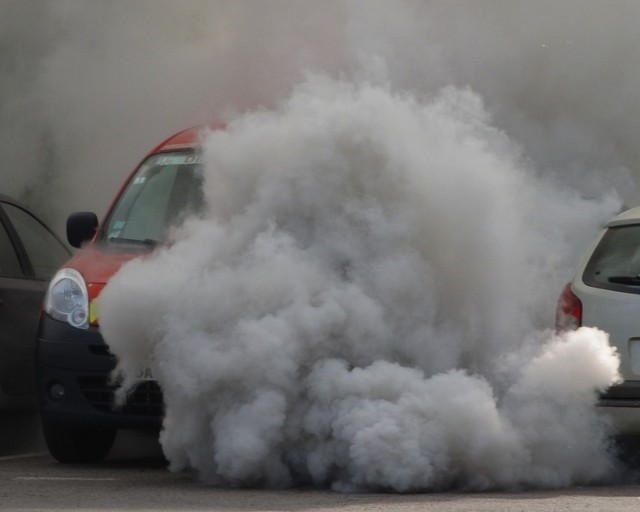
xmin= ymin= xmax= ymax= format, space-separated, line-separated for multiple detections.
xmin=557 ymin=206 xmax=640 ymax=435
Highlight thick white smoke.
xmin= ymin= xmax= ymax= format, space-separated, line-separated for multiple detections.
xmin=99 ymin=78 xmax=622 ymax=491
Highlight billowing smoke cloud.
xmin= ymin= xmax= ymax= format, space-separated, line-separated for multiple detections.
xmin=99 ymin=78 xmax=622 ymax=490
xmin=5 ymin=0 xmax=639 ymax=491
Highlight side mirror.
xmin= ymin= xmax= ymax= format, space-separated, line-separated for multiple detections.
xmin=67 ymin=212 xmax=98 ymax=248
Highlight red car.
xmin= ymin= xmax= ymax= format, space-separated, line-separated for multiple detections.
xmin=36 ymin=127 xmax=206 ymax=462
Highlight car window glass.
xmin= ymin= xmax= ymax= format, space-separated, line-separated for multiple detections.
xmin=2 ymin=203 xmax=69 ymax=279
xmin=104 ymin=152 xmax=204 ymax=243
xmin=0 ymin=220 xmax=23 ymax=278
xmin=583 ymin=225 xmax=640 ymax=293
xmin=118 ymin=166 xmax=177 ymax=241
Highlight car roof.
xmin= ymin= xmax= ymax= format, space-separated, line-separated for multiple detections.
xmin=147 ymin=124 xmax=224 ymax=155
xmin=149 ymin=126 xmax=204 ymax=154
xmin=0 ymin=194 xmax=69 ymax=247
xmin=608 ymin=206 xmax=640 ymax=227
xmin=0 ymin=194 xmax=34 ymax=211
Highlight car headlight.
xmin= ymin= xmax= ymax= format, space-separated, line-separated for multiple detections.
xmin=44 ymin=268 xmax=89 ymax=329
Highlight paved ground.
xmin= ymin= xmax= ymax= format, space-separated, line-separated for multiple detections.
xmin=1 ymin=450 xmax=640 ymax=512
xmin=2 ymin=412 xmax=640 ymax=511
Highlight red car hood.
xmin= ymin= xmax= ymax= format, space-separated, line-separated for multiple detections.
xmin=64 ymin=245 xmax=141 ymax=285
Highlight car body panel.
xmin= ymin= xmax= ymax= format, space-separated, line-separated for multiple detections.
xmin=573 ymin=279 xmax=640 ymax=380
xmin=63 ymin=245 xmax=139 ymax=289
xmin=36 ymin=315 xmax=162 ymax=429
xmin=0 ymin=276 xmax=46 ymax=397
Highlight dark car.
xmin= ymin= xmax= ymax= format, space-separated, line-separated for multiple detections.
xmin=0 ymin=195 xmax=70 ymax=410
xmin=36 ymin=126 xmax=205 ymax=463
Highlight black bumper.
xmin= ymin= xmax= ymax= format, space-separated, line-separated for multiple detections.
xmin=599 ymin=381 xmax=640 ymax=408
xmin=36 ymin=314 xmax=162 ymax=430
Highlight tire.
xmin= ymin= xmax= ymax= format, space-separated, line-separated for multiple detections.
xmin=42 ymin=420 xmax=116 ymax=463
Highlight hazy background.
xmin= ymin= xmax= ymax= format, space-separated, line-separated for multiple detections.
xmin=2 ymin=0 xmax=640 ymax=234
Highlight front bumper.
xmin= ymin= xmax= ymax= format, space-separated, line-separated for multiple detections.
xmin=36 ymin=314 xmax=162 ymax=430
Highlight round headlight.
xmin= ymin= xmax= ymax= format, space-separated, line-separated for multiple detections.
xmin=44 ymin=268 xmax=89 ymax=329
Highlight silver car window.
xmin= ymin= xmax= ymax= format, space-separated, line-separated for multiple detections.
xmin=583 ymin=225 xmax=640 ymax=293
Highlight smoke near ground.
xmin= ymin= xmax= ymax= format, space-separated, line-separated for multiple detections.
xmin=3 ymin=0 xmax=638 ymax=491
xmin=100 ymin=79 xmax=622 ymax=490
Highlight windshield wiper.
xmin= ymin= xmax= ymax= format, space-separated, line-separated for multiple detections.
xmin=607 ymin=275 xmax=640 ymax=285
xmin=108 ymin=237 xmax=159 ymax=248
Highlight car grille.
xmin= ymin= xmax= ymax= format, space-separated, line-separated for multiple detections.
xmin=78 ymin=376 xmax=164 ymax=417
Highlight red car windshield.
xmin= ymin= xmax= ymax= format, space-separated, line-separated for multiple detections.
xmin=101 ymin=151 xmax=205 ymax=247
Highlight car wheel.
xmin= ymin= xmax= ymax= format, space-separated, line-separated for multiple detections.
xmin=42 ymin=420 xmax=116 ymax=463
